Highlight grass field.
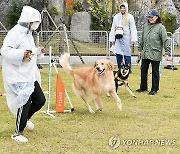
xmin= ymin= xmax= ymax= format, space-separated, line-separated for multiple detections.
xmin=0 ymin=64 xmax=180 ymax=153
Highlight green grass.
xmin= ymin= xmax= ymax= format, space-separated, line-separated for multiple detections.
xmin=39 ymin=38 xmax=107 ymax=55
xmin=0 ymin=64 xmax=180 ymax=153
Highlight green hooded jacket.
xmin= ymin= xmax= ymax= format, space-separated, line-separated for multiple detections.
xmin=138 ymin=22 xmax=171 ymax=61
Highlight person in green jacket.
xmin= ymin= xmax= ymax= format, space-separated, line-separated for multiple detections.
xmin=136 ymin=9 xmax=171 ymax=95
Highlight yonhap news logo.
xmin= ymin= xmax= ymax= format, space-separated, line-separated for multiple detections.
xmin=108 ymin=135 xmax=121 ymax=149
xmin=108 ymin=135 xmax=176 ymax=149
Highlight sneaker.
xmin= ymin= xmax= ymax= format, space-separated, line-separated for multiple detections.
xmin=11 ymin=134 xmax=28 ymax=142
xmin=26 ymin=120 xmax=34 ymax=130
xmin=136 ymin=89 xmax=147 ymax=92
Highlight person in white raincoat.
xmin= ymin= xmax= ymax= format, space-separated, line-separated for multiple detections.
xmin=109 ymin=2 xmax=137 ymax=70
xmin=1 ymin=6 xmax=46 ymax=142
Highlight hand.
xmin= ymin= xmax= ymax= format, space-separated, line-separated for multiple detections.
xmin=112 ymin=42 xmax=115 ymax=45
xmin=131 ymin=41 xmax=135 ymax=46
xmin=164 ymin=55 xmax=171 ymax=62
xmin=24 ymin=50 xmax=32 ymax=59
xmin=136 ymin=51 xmax=141 ymax=63
xmin=40 ymin=46 xmax=46 ymax=53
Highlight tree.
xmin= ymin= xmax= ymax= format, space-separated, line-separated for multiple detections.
xmin=6 ymin=0 xmax=23 ymax=28
xmin=161 ymin=12 xmax=177 ymax=33
xmin=87 ymin=0 xmax=120 ymax=30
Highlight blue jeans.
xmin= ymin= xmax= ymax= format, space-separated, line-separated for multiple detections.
xmin=116 ymin=54 xmax=131 ymax=68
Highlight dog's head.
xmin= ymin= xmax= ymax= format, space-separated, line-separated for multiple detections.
xmin=94 ymin=59 xmax=114 ymax=75
xmin=116 ymin=63 xmax=130 ymax=80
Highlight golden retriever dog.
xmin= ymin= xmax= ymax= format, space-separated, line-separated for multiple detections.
xmin=60 ymin=53 xmax=122 ymax=113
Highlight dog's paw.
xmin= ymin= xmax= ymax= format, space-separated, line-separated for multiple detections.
xmin=117 ymin=105 xmax=122 ymax=111
xmin=106 ymin=93 xmax=110 ymax=97
xmin=89 ymin=109 xmax=95 ymax=113
xmin=133 ymin=95 xmax=136 ymax=98
xmin=96 ymin=108 xmax=103 ymax=112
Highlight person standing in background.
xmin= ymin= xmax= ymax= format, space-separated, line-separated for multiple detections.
xmin=136 ymin=9 xmax=171 ymax=95
xmin=109 ymin=2 xmax=137 ymax=72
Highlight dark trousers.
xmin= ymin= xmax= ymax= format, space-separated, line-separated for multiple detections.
xmin=116 ymin=54 xmax=131 ymax=68
xmin=140 ymin=59 xmax=160 ymax=92
xmin=15 ymin=81 xmax=46 ymax=135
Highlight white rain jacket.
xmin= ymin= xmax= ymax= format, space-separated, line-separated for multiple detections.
xmin=1 ymin=6 xmax=42 ymax=115
xmin=109 ymin=2 xmax=137 ymax=56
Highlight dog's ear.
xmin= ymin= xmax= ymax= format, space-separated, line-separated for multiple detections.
xmin=107 ymin=61 xmax=114 ymax=70
xmin=94 ymin=61 xmax=97 ymax=68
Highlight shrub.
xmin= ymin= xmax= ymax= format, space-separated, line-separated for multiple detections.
xmin=6 ymin=0 xmax=23 ymax=28
xmin=87 ymin=0 xmax=121 ymax=31
xmin=161 ymin=12 xmax=177 ymax=33
xmin=87 ymin=0 xmax=111 ymax=31
xmin=65 ymin=0 xmax=83 ymax=17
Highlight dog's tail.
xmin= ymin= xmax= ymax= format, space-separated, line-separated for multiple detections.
xmin=60 ymin=53 xmax=73 ymax=75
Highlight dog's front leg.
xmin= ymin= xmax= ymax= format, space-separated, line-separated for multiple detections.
xmin=123 ymin=81 xmax=136 ymax=98
xmin=92 ymin=94 xmax=103 ymax=111
xmin=78 ymin=89 xmax=95 ymax=113
xmin=82 ymin=97 xmax=95 ymax=113
xmin=83 ymin=99 xmax=95 ymax=113
xmin=109 ymin=90 xmax=122 ymax=111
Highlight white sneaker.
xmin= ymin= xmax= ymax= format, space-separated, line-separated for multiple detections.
xmin=11 ymin=134 xmax=28 ymax=142
xmin=26 ymin=120 xmax=34 ymax=130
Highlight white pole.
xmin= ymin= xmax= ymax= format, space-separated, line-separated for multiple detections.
xmin=47 ymin=46 xmax=52 ymax=112
xmin=0 ymin=93 xmax=6 ymax=96
xmin=52 ymin=61 xmax=58 ymax=74
xmin=171 ymin=36 xmax=174 ymax=66
xmin=65 ymin=89 xmax=74 ymax=111
xmin=63 ymin=24 xmax=70 ymax=54
xmin=0 ymin=22 xmax=7 ymax=31
xmin=41 ymin=46 xmax=55 ymax=118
